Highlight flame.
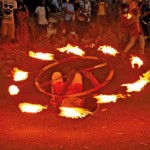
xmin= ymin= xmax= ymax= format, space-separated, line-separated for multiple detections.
xmin=57 ymin=44 xmax=85 ymax=56
xmin=94 ymin=94 xmax=130 ymax=104
xmin=12 ymin=67 xmax=28 ymax=81
xmin=122 ymin=70 xmax=150 ymax=92
xmin=59 ymin=107 xmax=92 ymax=119
xmin=98 ymin=45 xmax=119 ymax=56
xmin=124 ymin=13 xmax=132 ymax=19
xmin=18 ymin=103 xmax=48 ymax=113
xmin=29 ymin=51 xmax=54 ymax=61
xmin=130 ymin=56 xmax=143 ymax=69
xmin=8 ymin=85 xmax=19 ymax=95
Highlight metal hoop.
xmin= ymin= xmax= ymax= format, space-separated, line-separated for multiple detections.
xmin=35 ymin=56 xmax=114 ymax=98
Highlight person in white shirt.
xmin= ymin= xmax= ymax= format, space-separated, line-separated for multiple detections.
xmin=35 ymin=0 xmax=48 ymax=35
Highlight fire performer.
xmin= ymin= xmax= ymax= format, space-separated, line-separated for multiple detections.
xmin=50 ymin=69 xmax=100 ymax=108
xmin=119 ymin=2 xmax=145 ymax=57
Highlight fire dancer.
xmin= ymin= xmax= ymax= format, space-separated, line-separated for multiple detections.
xmin=119 ymin=3 xmax=145 ymax=57
xmin=50 ymin=69 xmax=100 ymax=108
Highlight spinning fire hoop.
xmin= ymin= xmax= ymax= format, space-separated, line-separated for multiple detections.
xmin=35 ymin=56 xmax=114 ymax=98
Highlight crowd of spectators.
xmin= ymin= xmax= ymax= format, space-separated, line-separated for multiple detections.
xmin=0 ymin=0 xmax=149 ymax=58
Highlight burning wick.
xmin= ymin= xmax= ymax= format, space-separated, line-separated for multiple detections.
xmin=12 ymin=67 xmax=28 ymax=81
xmin=130 ymin=56 xmax=143 ymax=69
xmin=59 ymin=107 xmax=92 ymax=119
xmin=124 ymin=13 xmax=132 ymax=19
xmin=94 ymin=94 xmax=130 ymax=104
xmin=8 ymin=85 xmax=19 ymax=95
xmin=122 ymin=70 xmax=150 ymax=92
xmin=29 ymin=51 xmax=54 ymax=61
xmin=18 ymin=103 xmax=48 ymax=113
xmin=57 ymin=44 xmax=85 ymax=56
xmin=98 ymin=45 xmax=119 ymax=56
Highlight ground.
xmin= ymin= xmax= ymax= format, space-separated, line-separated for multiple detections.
xmin=0 ymin=14 xmax=150 ymax=149
xmin=0 ymin=40 xmax=150 ymax=150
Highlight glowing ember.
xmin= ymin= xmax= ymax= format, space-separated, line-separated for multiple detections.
xmin=12 ymin=67 xmax=28 ymax=81
xmin=94 ymin=94 xmax=130 ymax=104
xmin=8 ymin=85 xmax=19 ymax=95
xmin=59 ymin=107 xmax=92 ymax=119
xmin=122 ymin=70 xmax=150 ymax=92
xmin=98 ymin=45 xmax=119 ymax=56
xmin=29 ymin=51 xmax=54 ymax=61
xmin=124 ymin=13 xmax=132 ymax=19
xmin=130 ymin=56 xmax=143 ymax=69
xmin=18 ymin=103 xmax=48 ymax=113
xmin=57 ymin=44 xmax=85 ymax=56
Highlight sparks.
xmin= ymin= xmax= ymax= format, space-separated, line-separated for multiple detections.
xmin=98 ymin=45 xmax=119 ymax=56
xmin=12 ymin=67 xmax=28 ymax=81
xmin=59 ymin=107 xmax=92 ymax=119
xmin=130 ymin=56 xmax=143 ymax=69
xmin=29 ymin=51 xmax=54 ymax=61
xmin=94 ymin=94 xmax=130 ymax=104
xmin=18 ymin=103 xmax=48 ymax=113
xmin=57 ymin=44 xmax=85 ymax=56
xmin=122 ymin=70 xmax=150 ymax=92
xmin=8 ymin=85 xmax=19 ymax=95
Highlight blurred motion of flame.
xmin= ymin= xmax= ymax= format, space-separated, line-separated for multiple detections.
xmin=98 ymin=45 xmax=119 ymax=56
xmin=12 ymin=67 xmax=28 ymax=81
xmin=57 ymin=44 xmax=85 ymax=56
xmin=94 ymin=94 xmax=130 ymax=104
xmin=18 ymin=103 xmax=48 ymax=113
xmin=29 ymin=51 xmax=54 ymax=61
xmin=8 ymin=85 xmax=19 ymax=95
xmin=122 ymin=70 xmax=150 ymax=92
xmin=59 ymin=107 xmax=92 ymax=119
xmin=130 ymin=56 xmax=143 ymax=69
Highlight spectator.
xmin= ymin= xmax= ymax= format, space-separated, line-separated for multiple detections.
xmin=0 ymin=0 xmax=17 ymax=42
xmin=15 ymin=1 xmax=30 ymax=46
xmin=62 ymin=0 xmax=75 ymax=32
xmin=35 ymin=0 xmax=48 ymax=36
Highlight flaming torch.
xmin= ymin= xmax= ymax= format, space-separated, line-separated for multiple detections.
xmin=8 ymin=85 xmax=19 ymax=95
xmin=130 ymin=56 xmax=143 ymax=69
xmin=18 ymin=103 xmax=48 ymax=113
xmin=12 ymin=67 xmax=28 ymax=81
xmin=57 ymin=44 xmax=85 ymax=56
xmin=97 ymin=45 xmax=119 ymax=56
xmin=94 ymin=94 xmax=130 ymax=104
xmin=59 ymin=107 xmax=92 ymax=119
xmin=29 ymin=51 xmax=54 ymax=61
xmin=124 ymin=13 xmax=132 ymax=19
xmin=122 ymin=70 xmax=150 ymax=92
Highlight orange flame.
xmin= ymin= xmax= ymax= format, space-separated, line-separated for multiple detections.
xmin=98 ymin=45 xmax=119 ymax=56
xmin=12 ymin=67 xmax=28 ymax=81
xmin=8 ymin=85 xmax=19 ymax=95
xmin=94 ymin=94 xmax=130 ymax=104
xmin=18 ymin=103 xmax=48 ymax=113
xmin=57 ymin=44 xmax=85 ymax=56
xmin=59 ymin=107 xmax=92 ymax=119
xmin=130 ymin=56 xmax=143 ymax=69
xmin=29 ymin=51 xmax=54 ymax=61
xmin=122 ymin=70 xmax=150 ymax=92
xmin=124 ymin=13 xmax=132 ymax=19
